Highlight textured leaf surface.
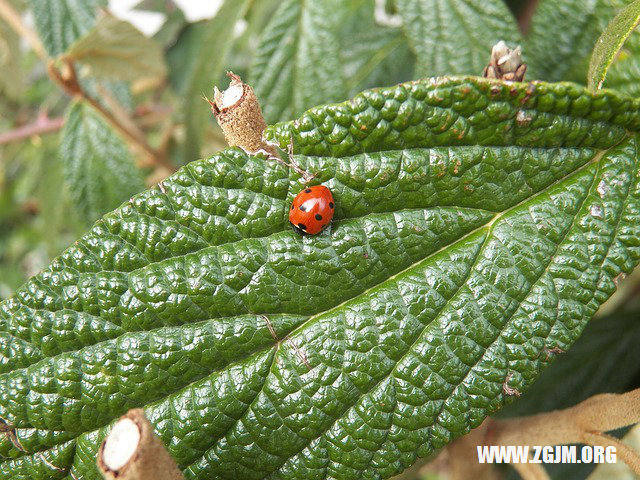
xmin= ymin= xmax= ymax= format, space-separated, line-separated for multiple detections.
xmin=27 ymin=0 xmax=106 ymax=56
xmin=501 ymin=311 xmax=640 ymax=417
xmin=3 ymin=77 xmax=640 ymax=479
xmin=588 ymin=0 xmax=640 ymax=90
xmin=395 ymin=0 xmax=521 ymax=77
xmin=66 ymin=15 xmax=167 ymax=82
xmin=248 ymin=0 xmax=347 ymax=123
xmin=59 ymin=101 xmax=144 ymax=224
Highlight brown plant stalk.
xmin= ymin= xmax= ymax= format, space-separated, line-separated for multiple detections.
xmin=0 ymin=0 xmax=47 ymax=60
xmin=0 ymin=114 xmax=64 ymax=146
xmin=98 ymin=409 xmax=184 ymax=480
xmin=446 ymin=388 xmax=640 ymax=480
xmin=47 ymin=58 xmax=174 ymax=172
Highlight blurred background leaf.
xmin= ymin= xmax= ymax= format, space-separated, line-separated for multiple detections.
xmin=0 ymin=134 xmax=85 ymax=300
xmin=0 ymin=8 xmax=24 ymax=99
xmin=394 ymin=0 xmax=522 ymax=77
xmin=167 ymin=0 xmax=249 ymax=163
xmin=28 ymin=0 xmax=106 ymax=56
xmin=340 ymin=0 xmax=414 ymax=96
xmin=59 ymin=100 xmax=144 ymax=223
xmin=596 ymin=0 xmax=640 ymax=97
xmin=248 ymin=0 xmax=348 ymax=123
xmin=66 ymin=14 xmax=167 ymax=83
xmin=524 ymin=0 xmax=640 ymax=86
xmin=524 ymin=0 xmax=603 ymax=82
xmin=588 ymin=0 xmax=640 ymax=90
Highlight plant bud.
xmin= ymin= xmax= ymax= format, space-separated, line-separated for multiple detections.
xmin=483 ymin=40 xmax=527 ymax=82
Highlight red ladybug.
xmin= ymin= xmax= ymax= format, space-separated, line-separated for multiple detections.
xmin=289 ymin=185 xmax=335 ymax=235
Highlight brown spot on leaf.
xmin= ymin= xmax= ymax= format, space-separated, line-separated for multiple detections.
xmin=503 ymin=372 xmax=521 ymax=397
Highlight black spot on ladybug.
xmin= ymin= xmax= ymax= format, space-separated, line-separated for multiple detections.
xmin=329 ymin=202 xmax=334 ymax=209
xmin=299 ymin=205 xmax=307 ymax=211
xmin=315 ymin=214 xmax=322 ymax=221
xmin=290 ymin=221 xmax=307 ymax=236
xmin=298 ymin=223 xmax=307 ymax=231
xmin=305 ymin=188 xmax=311 ymax=193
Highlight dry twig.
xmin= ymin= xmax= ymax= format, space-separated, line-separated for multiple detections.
xmin=445 ymin=388 xmax=640 ymax=480
xmin=208 ymin=72 xmax=277 ymax=156
xmin=47 ymin=58 xmax=174 ymax=172
xmin=98 ymin=409 xmax=184 ymax=480
xmin=0 ymin=114 xmax=64 ymax=146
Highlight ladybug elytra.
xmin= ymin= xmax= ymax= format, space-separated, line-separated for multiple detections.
xmin=289 ymin=185 xmax=335 ymax=235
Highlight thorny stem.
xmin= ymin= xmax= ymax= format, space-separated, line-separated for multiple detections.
xmin=47 ymin=59 xmax=175 ymax=172
xmin=0 ymin=0 xmax=47 ymax=60
xmin=0 ymin=114 xmax=64 ymax=146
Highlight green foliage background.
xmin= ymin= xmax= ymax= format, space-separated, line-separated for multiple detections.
xmin=1 ymin=1 xmax=640 ymax=479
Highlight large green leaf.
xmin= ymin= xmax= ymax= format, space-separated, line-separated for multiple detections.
xmin=2 ymin=77 xmax=640 ymax=479
xmin=248 ymin=0 xmax=348 ymax=123
xmin=59 ymin=101 xmax=144 ymax=224
xmin=394 ymin=0 xmax=521 ymax=77
xmin=27 ymin=0 xmax=106 ymax=56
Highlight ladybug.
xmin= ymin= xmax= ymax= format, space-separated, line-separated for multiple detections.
xmin=289 ymin=185 xmax=335 ymax=235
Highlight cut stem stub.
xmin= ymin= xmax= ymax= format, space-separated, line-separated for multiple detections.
xmin=209 ymin=72 xmax=276 ymax=155
xmin=97 ymin=409 xmax=184 ymax=480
